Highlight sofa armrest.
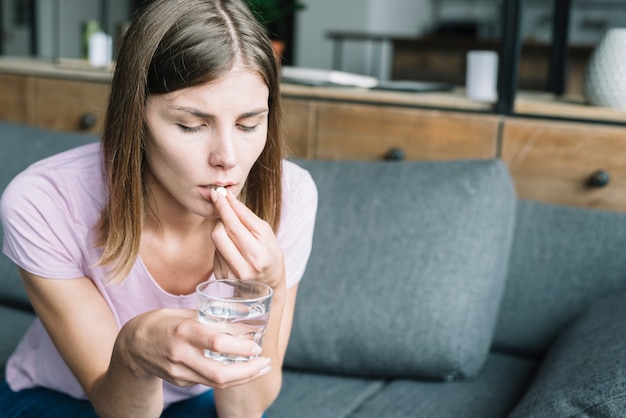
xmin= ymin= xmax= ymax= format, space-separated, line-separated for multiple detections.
xmin=509 ymin=289 xmax=626 ymax=417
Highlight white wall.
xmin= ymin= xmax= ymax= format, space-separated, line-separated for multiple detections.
xmin=294 ymin=0 xmax=432 ymax=79
xmin=36 ymin=0 xmax=130 ymax=59
xmin=294 ymin=0 xmax=626 ymax=79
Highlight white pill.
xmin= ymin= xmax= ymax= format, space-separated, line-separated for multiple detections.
xmin=216 ymin=186 xmax=227 ymax=197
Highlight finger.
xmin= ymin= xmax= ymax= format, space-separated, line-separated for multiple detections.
xmin=164 ymin=347 xmax=270 ymax=389
xmin=210 ymin=188 xmax=270 ymax=254
xmin=223 ymin=191 xmax=269 ymax=233
xmin=210 ymin=195 xmax=273 ymax=278
xmin=189 ymin=317 xmax=262 ymax=358
xmin=199 ymin=356 xmax=272 ymax=389
xmin=185 ymin=319 xmax=272 ymax=388
xmin=209 ymin=187 xmax=265 ymax=231
xmin=212 ymin=222 xmax=250 ymax=279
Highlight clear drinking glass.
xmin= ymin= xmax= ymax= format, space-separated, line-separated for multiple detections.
xmin=196 ymin=279 xmax=273 ymax=363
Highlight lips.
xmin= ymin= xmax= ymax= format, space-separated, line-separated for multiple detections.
xmin=202 ymin=184 xmax=233 ymax=199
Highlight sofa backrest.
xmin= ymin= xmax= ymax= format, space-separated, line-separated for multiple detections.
xmin=0 ymin=121 xmax=97 ymax=309
xmin=493 ymin=199 xmax=626 ymax=357
xmin=285 ymin=158 xmax=517 ymax=381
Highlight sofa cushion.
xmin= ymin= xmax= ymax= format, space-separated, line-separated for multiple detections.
xmin=285 ymin=159 xmax=516 ymax=380
xmin=267 ymin=370 xmax=385 ymax=418
xmin=346 ymin=353 xmax=538 ymax=418
xmin=0 ymin=305 xmax=36 ymax=375
xmin=494 ymin=200 xmax=626 ymax=356
xmin=508 ymin=289 xmax=626 ymax=417
xmin=0 ymin=122 xmax=97 ymax=308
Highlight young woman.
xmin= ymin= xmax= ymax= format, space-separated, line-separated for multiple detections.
xmin=0 ymin=0 xmax=317 ymax=416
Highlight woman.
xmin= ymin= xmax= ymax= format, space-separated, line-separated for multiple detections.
xmin=0 ymin=0 xmax=317 ymax=416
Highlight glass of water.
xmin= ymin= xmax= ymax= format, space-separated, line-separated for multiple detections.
xmin=196 ymin=279 xmax=273 ymax=363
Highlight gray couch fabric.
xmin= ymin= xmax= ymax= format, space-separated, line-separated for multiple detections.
xmin=508 ymin=289 xmax=626 ymax=417
xmin=285 ymin=159 xmax=516 ymax=380
xmin=269 ymin=353 xmax=538 ymax=418
xmin=343 ymin=353 xmax=538 ymax=418
xmin=494 ymin=200 xmax=626 ymax=356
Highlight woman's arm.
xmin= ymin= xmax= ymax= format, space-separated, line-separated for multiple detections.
xmin=209 ymin=189 xmax=301 ymax=417
xmin=19 ymin=268 xmax=272 ymax=418
xmin=213 ymin=283 xmax=298 ymax=418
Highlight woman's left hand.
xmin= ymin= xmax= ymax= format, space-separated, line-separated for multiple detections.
xmin=209 ymin=188 xmax=285 ymax=289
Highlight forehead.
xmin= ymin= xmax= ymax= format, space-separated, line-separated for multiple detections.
xmin=153 ymin=68 xmax=269 ymax=108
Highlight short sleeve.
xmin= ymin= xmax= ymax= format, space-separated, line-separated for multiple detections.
xmin=1 ymin=169 xmax=87 ymax=280
xmin=278 ymin=161 xmax=318 ymax=289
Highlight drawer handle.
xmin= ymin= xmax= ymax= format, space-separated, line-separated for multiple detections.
xmin=588 ymin=170 xmax=610 ymax=188
xmin=384 ymin=147 xmax=405 ymax=161
xmin=79 ymin=113 xmax=98 ymax=130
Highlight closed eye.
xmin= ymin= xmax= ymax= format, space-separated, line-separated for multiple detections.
xmin=177 ymin=124 xmax=203 ymax=134
xmin=238 ymin=124 xmax=259 ymax=133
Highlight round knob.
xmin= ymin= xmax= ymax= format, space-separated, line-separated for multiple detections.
xmin=79 ymin=113 xmax=97 ymax=130
xmin=384 ymin=147 xmax=405 ymax=161
xmin=588 ymin=170 xmax=610 ymax=188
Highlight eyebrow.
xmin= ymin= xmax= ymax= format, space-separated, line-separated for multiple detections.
xmin=171 ymin=106 xmax=268 ymax=119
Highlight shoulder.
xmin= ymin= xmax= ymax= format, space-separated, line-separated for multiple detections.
xmin=279 ymin=159 xmax=318 ymax=225
xmin=1 ymin=142 xmax=105 ymax=225
xmin=282 ymin=159 xmax=317 ymax=197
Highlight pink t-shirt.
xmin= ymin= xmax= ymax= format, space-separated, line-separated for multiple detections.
xmin=0 ymin=142 xmax=317 ymax=407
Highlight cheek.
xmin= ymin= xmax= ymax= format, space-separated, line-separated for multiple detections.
xmin=249 ymin=128 xmax=269 ymax=160
xmin=147 ymin=140 xmax=198 ymax=179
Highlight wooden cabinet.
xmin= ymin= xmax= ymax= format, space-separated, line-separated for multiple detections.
xmin=0 ymin=74 xmax=33 ymax=125
xmin=502 ymin=118 xmax=626 ymax=212
xmin=283 ymin=98 xmax=317 ymax=159
xmin=0 ymin=72 xmax=110 ymax=134
xmin=2 ymin=58 xmax=626 ymax=213
xmin=314 ymin=102 xmax=498 ymax=161
xmin=282 ymin=99 xmax=499 ymax=161
xmin=32 ymin=78 xmax=110 ymax=133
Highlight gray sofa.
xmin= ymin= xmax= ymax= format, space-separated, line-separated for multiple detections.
xmin=2 ymin=121 xmax=626 ymax=417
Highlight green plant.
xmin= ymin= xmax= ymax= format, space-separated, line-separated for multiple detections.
xmin=246 ymin=0 xmax=306 ymax=38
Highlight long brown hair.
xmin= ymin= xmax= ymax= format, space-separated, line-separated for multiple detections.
xmin=96 ymin=0 xmax=283 ymax=283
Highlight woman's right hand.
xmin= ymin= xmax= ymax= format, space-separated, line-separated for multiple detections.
xmin=112 ymin=308 xmax=272 ymax=389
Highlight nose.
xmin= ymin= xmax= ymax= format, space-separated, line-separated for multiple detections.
xmin=208 ymin=127 xmax=238 ymax=168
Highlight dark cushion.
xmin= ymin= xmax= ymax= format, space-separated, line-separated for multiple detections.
xmin=494 ymin=200 xmax=626 ymax=356
xmin=0 ymin=305 xmax=35 ymax=375
xmin=285 ymin=159 xmax=516 ymax=380
xmin=509 ymin=289 xmax=626 ymax=417
xmin=0 ymin=121 xmax=97 ymax=308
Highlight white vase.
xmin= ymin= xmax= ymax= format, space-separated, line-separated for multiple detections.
xmin=583 ymin=28 xmax=626 ymax=110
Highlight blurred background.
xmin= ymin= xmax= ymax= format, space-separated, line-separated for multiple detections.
xmin=1 ymin=0 xmax=625 ymax=95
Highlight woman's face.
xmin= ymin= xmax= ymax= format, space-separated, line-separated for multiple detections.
xmin=144 ymin=66 xmax=269 ymax=219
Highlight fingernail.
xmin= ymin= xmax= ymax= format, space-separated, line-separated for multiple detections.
xmin=252 ymin=345 xmax=263 ymax=356
xmin=259 ymin=365 xmax=272 ymax=376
